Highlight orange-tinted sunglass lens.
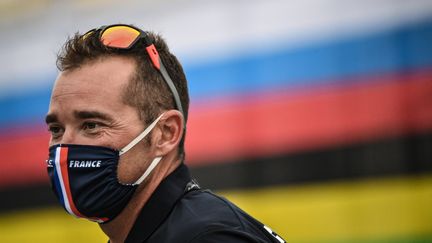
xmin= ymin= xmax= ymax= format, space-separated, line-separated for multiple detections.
xmin=101 ymin=26 xmax=140 ymax=49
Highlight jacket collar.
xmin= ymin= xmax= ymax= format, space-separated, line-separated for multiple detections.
xmin=125 ymin=163 xmax=192 ymax=243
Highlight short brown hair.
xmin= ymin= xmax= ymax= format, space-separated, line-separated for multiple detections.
xmin=56 ymin=25 xmax=189 ymax=159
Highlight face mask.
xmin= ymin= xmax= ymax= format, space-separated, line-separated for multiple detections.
xmin=46 ymin=114 xmax=164 ymax=223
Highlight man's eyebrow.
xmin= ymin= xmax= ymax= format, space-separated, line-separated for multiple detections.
xmin=73 ymin=110 xmax=114 ymax=122
xmin=45 ymin=114 xmax=58 ymax=124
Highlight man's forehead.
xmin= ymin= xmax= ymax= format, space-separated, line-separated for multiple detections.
xmin=52 ymin=56 xmax=136 ymax=97
xmin=56 ymin=56 xmax=136 ymax=84
xmin=48 ymin=56 xmax=138 ymax=121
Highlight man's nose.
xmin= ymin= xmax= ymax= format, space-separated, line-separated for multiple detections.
xmin=59 ymin=128 xmax=77 ymax=144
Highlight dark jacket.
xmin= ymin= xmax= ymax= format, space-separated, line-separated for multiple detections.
xmin=125 ymin=164 xmax=285 ymax=243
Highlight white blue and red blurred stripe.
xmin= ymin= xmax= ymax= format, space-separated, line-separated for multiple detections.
xmin=0 ymin=0 xmax=432 ymax=188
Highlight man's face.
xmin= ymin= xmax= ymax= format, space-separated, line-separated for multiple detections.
xmin=46 ymin=56 xmax=154 ymax=183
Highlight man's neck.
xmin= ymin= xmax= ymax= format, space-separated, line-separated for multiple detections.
xmin=100 ymin=156 xmax=181 ymax=243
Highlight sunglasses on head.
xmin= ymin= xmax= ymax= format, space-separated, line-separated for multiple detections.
xmin=83 ymin=24 xmax=184 ymax=118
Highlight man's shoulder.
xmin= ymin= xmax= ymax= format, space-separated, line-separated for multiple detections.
xmin=148 ymin=189 xmax=283 ymax=243
xmin=179 ymin=189 xmax=242 ymax=221
xmin=165 ymin=189 xmax=243 ymax=231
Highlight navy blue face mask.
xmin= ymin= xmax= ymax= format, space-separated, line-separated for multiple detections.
xmin=46 ymin=114 xmax=164 ymax=223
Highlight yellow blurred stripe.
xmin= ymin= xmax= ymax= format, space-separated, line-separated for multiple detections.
xmin=0 ymin=208 xmax=106 ymax=243
xmin=0 ymin=175 xmax=431 ymax=242
xmin=219 ymin=175 xmax=432 ymax=242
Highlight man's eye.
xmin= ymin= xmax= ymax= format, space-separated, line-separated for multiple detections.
xmin=48 ymin=126 xmax=63 ymax=137
xmin=83 ymin=122 xmax=104 ymax=132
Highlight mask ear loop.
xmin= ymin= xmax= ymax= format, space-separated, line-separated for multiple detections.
xmin=119 ymin=113 xmax=164 ymax=156
xmin=132 ymin=156 xmax=162 ymax=185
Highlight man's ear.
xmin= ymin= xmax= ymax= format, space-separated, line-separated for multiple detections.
xmin=154 ymin=110 xmax=184 ymax=156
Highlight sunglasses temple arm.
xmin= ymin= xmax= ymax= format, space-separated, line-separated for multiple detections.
xmin=159 ymin=62 xmax=185 ymax=121
xmin=146 ymin=45 xmax=161 ymax=69
xmin=146 ymin=44 xmax=185 ymax=128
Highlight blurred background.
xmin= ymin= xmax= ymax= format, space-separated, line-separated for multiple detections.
xmin=1 ymin=0 xmax=432 ymax=242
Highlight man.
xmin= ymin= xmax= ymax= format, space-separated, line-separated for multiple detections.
xmin=45 ymin=24 xmax=285 ymax=243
